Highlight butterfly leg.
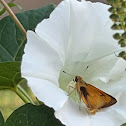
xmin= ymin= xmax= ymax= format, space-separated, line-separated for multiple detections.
xmin=97 ymin=108 xmax=102 ymax=112
xmin=78 ymin=96 xmax=82 ymax=110
xmin=78 ymin=92 xmax=83 ymax=111
xmin=67 ymin=86 xmax=76 ymax=96
xmin=90 ymin=109 xmax=96 ymax=115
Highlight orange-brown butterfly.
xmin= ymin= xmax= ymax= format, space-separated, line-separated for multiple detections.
xmin=63 ymin=71 xmax=117 ymax=114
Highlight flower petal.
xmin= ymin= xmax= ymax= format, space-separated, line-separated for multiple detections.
xmin=35 ymin=0 xmax=70 ymax=63
xmin=35 ymin=0 xmax=120 ymax=64
xmin=21 ymin=31 xmax=68 ymax=110
xmin=26 ymin=77 xmax=68 ymax=111
xmin=83 ymin=1 xmax=122 ymax=62
xmin=73 ymin=54 xmax=126 ymax=85
xmin=65 ymin=0 xmax=96 ymax=63
xmin=64 ymin=0 xmax=121 ymax=63
xmin=21 ymin=31 xmax=63 ymax=85
xmin=107 ymin=58 xmax=126 ymax=81
xmin=83 ymin=54 xmax=120 ymax=83
xmin=55 ymin=98 xmax=90 ymax=126
xmin=90 ymin=110 xmax=126 ymax=126
xmin=115 ymin=88 xmax=126 ymax=118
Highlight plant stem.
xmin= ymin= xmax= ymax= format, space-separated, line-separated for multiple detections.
xmin=15 ymin=85 xmax=35 ymax=104
xmin=0 ymin=0 xmax=26 ymax=36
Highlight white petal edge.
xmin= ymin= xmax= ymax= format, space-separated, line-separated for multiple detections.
xmin=55 ymin=98 xmax=90 ymax=126
xmin=26 ymin=77 xmax=68 ymax=111
xmin=21 ymin=31 xmax=63 ymax=86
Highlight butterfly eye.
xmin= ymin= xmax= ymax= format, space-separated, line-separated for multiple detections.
xmin=75 ymin=77 xmax=78 ymax=82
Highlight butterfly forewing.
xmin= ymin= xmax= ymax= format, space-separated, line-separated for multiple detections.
xmin=80 ymin=83 xmax=117 ymax=113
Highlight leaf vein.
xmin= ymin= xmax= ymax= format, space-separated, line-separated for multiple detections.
xmin=0 ymin=43 xmax=13 ymax=59
xmin=13 ymin=37 xmax=26 ymax=61
xmin=0 ymin=75 xmax=12 ymax=81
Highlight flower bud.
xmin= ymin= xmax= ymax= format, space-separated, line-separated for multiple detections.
xmin=117 ymin=7 xmax=126 ymax=14
xmin=122 ymin=32 xmax=126 ymax=38
xmin=110 ymin=14 xmax=120 ymax=22
xmin=111 ymin=23 xmax=122 ymax=30
xmin=118 ymin=39 xmax=126 ymax=47
xmin=119 ymin=51 xmax=126 ymax=60
xmin=113 ymin=33 xmax=122 ymax=40
xmin=108 ymin=7 xmax=116 ymax=13
xmin=107 ymin=0 xmax=118 ymax=5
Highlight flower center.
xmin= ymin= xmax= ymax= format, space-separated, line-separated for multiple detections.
xmin=59 ymin=62 xmax=89 ymax=101
xmin=58 ymin=55 xmax=115 ymax=101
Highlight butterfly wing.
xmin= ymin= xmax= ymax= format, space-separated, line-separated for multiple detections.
xmin=80 ymin=84 xmax=117 ymax=112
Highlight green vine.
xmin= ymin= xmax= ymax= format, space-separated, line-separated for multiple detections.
xmin=107 ymin=0 xmax=126 ymax=60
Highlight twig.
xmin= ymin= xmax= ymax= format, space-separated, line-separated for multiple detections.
xmin=0 ymin=0 xmax=26 ymax=36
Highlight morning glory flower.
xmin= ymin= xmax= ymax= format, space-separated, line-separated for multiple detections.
xmin=21 ymin=0 xmax=126 ymax=126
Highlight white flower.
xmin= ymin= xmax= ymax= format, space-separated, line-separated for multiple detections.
xmin=21 ymin=0 xmax=126 ymax=126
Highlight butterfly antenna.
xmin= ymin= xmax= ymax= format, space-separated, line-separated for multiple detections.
xmin=80 ymin=65 xmax=89 ymax=75
xmin=63 ymin=71 xmax=74 ymax=77
xmin=84 ymin=65 xmax=89 ymax=73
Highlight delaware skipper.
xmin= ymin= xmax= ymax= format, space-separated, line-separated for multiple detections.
xmin=63 ymin=71 xmax=117 ymax=114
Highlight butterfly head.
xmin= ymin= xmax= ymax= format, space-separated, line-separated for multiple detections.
xmin=74 ymin=76 xmax=83 ymax=82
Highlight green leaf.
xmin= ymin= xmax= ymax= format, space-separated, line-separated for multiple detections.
xmin=0 ymin=4 xmax=55 ymax=89
xmin=5 ymin=104 xmax=64 ymax=126
xmin=0 ymin=61 xmax=22 ymax=88
xmin=0 ymin=4 xmax=55 ymax=62
xmin=0 ymin=3 xmax=23 ymax=16
xmin=0 ymin=111 xmax=4 ymax=126
xmin=121 ymin=123 xmax=126 ymax=126
xmin=0 ymin=4 xmax=55 ymax=103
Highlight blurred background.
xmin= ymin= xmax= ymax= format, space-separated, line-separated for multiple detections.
xmin=4 ymin=0 xmax=106 ymax=11
xmin=0 ymin=0 xmax=106 ymax=120
xmin=1 ymin=0 xmax=106 ymax=19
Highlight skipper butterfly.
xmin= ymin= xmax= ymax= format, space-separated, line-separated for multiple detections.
xmin=63 ymin=71 xmax=117 ymax=115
